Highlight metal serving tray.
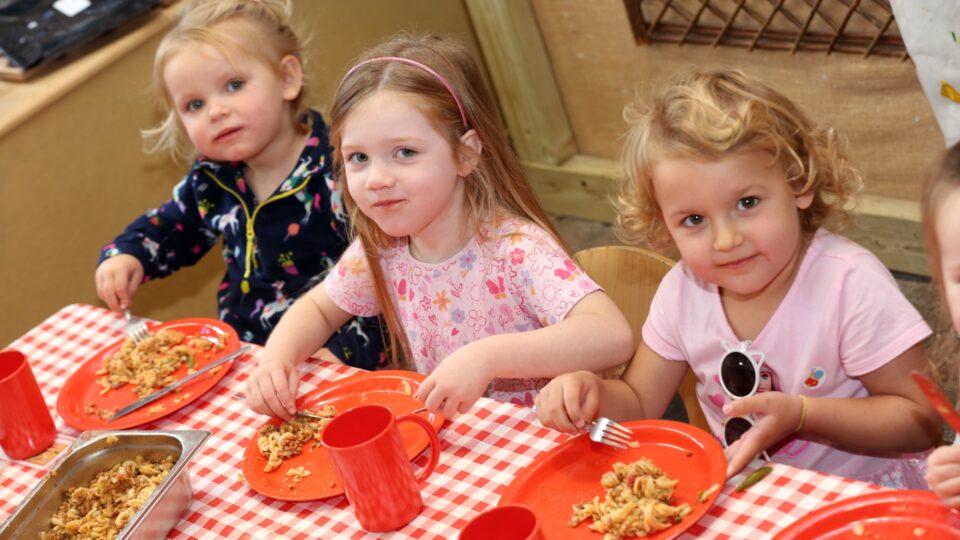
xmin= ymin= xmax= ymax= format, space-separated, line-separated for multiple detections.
xmin=0 ymin=429 xmax=209 ymax=540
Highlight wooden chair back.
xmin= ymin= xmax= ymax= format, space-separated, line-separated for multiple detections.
xmin=574 ymin=245 xmax=710 ymax=432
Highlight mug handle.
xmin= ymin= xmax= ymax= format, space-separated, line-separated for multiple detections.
xmin=396 ymin=412 xmax=440 ymax=484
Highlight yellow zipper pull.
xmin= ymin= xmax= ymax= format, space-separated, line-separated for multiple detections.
xmin=242 ymin=221 xmax=255 ymax=294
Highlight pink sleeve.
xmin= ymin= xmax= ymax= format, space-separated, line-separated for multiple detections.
xmin=323 ymin=239 xmax=382 ymax=317
xmin=505 ymin=226 xmax=600 ymax=325
xmin=836 ymin=254 xmax=932 ymax=376
xmin=641 ymin=264 xmax=687 ymax=361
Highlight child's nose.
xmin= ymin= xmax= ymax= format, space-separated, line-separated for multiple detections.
xmin=207 ymin=100 xmax=229 ymax=121
xmin=713 ymin=220 xmax=743 ymax=251
xmin=365 ymin=160 xmax=395 ymax=190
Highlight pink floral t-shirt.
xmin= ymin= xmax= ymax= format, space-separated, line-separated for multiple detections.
xmin=324 ymin=217 xmax=600 ymax=406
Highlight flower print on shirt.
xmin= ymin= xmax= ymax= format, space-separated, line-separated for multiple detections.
xmin=324 ymin=216 xmax=601 ymax=403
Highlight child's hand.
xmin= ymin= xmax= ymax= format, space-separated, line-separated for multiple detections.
xmin=722 ymin=391 xmax=804 ymax=477
xmin=927 ymin=444 xmax=960 ymax=506
xmin=95 ymin=254 xmax=144 ymax=312
xmin=534 ymin=371 xmax=603 ymax=434
xmin=416 ymin=341 xmax=493 ymax=418
xmin=245 ymin=356 xmax=300 ymax=420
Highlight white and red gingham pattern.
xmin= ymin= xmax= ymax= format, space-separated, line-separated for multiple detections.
xmin=0 ymin=304 xmax=883 ymax=539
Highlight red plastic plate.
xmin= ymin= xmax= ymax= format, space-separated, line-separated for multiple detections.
xmin=57 ymin=318 xmax=240 ymax=430
xmin=774 ymin=490 xmax=960 ymax=539
xmin=241 ymin=372 xmax=443 ymax=501
xmin=498 ymin=419 xmax=727 ymax=540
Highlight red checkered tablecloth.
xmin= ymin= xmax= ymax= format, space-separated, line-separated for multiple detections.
xmin=0 ymin=304 xmax=883 ymax=539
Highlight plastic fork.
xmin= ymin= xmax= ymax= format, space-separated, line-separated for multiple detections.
xmin=588 ymin=416 xmax=634 ymax=449
xmin=123 ymin=309 xmax=150 ymax=344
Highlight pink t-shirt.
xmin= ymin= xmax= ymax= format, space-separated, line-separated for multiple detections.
xmin=325 ymin=216 xmax=601 ymax=406
xmin=643 ymin=229 xmax=932 ymax=487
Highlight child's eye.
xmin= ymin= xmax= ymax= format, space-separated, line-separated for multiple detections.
xmin=185 ymin=99 xmax=204 ymax=112
xmin=396 ymin=147 xmax=417 ymax=158
xmin=737 ymin=197 xmax=759 ymax=211
xmin=347 ymin=152 xmax=368 ymax=164
xmin=681 ymin=215 xmax=704 ymax=227
xmin=227 ymin=79 xmax=244 ymax=92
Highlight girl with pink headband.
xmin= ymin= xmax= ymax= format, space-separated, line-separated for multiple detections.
xmin=246 ymin=34 xmax=634 ymax=419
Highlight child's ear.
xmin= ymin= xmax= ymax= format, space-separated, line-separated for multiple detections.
xmin=279 ymin=55 xmax=303 ymax=101
xmin=794 ymin=187 xmax=815 ymax=210
xmin=457 ymin=129 xmax=483 ymax=177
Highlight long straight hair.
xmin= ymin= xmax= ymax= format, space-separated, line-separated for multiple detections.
xmin=329 ymin=34 xmax=562 ymax=367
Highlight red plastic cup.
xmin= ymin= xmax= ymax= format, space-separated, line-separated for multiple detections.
xmin=0 ymin=350 xmax=57 ymax=460
xmin=321 ymin=404 xmax=440 ymax=532
xmin=459 ymin=504 xmax=542 ymax=540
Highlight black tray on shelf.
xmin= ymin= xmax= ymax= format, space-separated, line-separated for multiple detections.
xmin=0 ymin=0 xmax=161 ymax=71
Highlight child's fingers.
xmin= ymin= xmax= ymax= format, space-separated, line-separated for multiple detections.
xmin=940 ymin=494 xmax=960 ymax=509
xmin=124 ymin=265 xmax=144 ymax=308
xmin=561 ymin=382 xmax=594 ymax=430
xmin=724 ymin=435 xmax=759 ymax=478
xmin=421 ymin=381 xmax=447 ymax=414
xmin=533 ymin=384 xmax=570 ymax=432
xmin=930 ymin=474 xmax=960 ymax=507
xmin=244 ymin=379 xmax=271 ymax=417
xmin=929 ymin=445 xmax=960 ymax=467
xmin=415 ymin=377 xmax=436 ymax=405
xmin=546 ymin=392 xmax=580 ymax=434
xmin=441 ymin=397 xmax=459 ymax=419
xmin=457 ymin=398 xmax=475 ymax=415
xmin=95 ymin=270 xmax=122 ymax=311
xmin=270 ymin=368 xmax=297 ymax=416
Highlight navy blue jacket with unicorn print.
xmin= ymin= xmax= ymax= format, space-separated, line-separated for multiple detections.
xmin=98 ymin=111 xmax=385 ymax=369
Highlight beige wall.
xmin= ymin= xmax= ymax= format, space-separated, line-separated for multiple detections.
xmin=0 ymin=1 xmax=482 ymax=347
xmin=530 ymin=0 xmax=943 ymax=202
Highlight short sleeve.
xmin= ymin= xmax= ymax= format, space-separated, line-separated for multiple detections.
xmin=323 ymin=239 xmax=382 ymax=317
xmin=837 ymin=253 xmax=931 ymax=376
xmin=641 ymin=264 xmax=687 ymax=361
xmin=503 ymin=224 xmax=601 ymax=325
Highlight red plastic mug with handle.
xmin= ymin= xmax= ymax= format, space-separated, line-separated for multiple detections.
xmin=0 ymin=350 xmax=57 ymax=460
xmin=321 ymin=404 xmax=440 ymax=532
xmin=459 ymin=504 xmax=543 ymax=540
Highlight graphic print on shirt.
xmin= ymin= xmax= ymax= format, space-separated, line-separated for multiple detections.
xmin=710 ymin=340 xmax=812 ymax=459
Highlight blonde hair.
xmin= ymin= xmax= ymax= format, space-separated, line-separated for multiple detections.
xmin=617 ymin=70 xmax=863 ymax=252
xmin=144 ymin=0 xmax=309 ymax=161
xmin=329 ymin=33 xmax=562 ymax=367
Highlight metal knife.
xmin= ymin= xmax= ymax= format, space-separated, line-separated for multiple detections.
xmin=108 ymin=344 xmax=252 ymax=422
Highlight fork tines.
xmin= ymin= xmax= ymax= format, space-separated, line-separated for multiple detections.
xmin=595 ymin=417 xmax=634 ymax=449
xmin=127 ymin=321 xmax=151 ymax=344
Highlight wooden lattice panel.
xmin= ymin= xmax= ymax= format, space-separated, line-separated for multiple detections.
xmin=624 ymin=0 xmax=906 ymax=57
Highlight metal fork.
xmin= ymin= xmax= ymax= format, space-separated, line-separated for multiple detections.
xmin=123 ymin=309 xmax=150 ymax=344
xmin=588 ymin=416 xmax=634 ymax=449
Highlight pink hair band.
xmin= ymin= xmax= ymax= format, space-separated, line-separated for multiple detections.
xmin=342 ymin=56 xmax=469 ymax=130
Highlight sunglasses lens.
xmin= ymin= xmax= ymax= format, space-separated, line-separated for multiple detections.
xmin=721 ymin=351 xmax=756 ymax=397
xmin=724 ymin=416 xmax=752 ymax=447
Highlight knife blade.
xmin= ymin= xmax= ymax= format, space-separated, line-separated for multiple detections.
xmin=231 ymin=391 xmax=428 ymax=419
xmin=109 ymin=344 xmax=252 ymax=422
xmin=912 ymin=371 xmax=960 ymax=433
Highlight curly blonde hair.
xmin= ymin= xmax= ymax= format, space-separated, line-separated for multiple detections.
xmin=617 ymin=70 xmax=863 ymax=252
xmin=143 ymin=0 xmax=310 ymax=162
